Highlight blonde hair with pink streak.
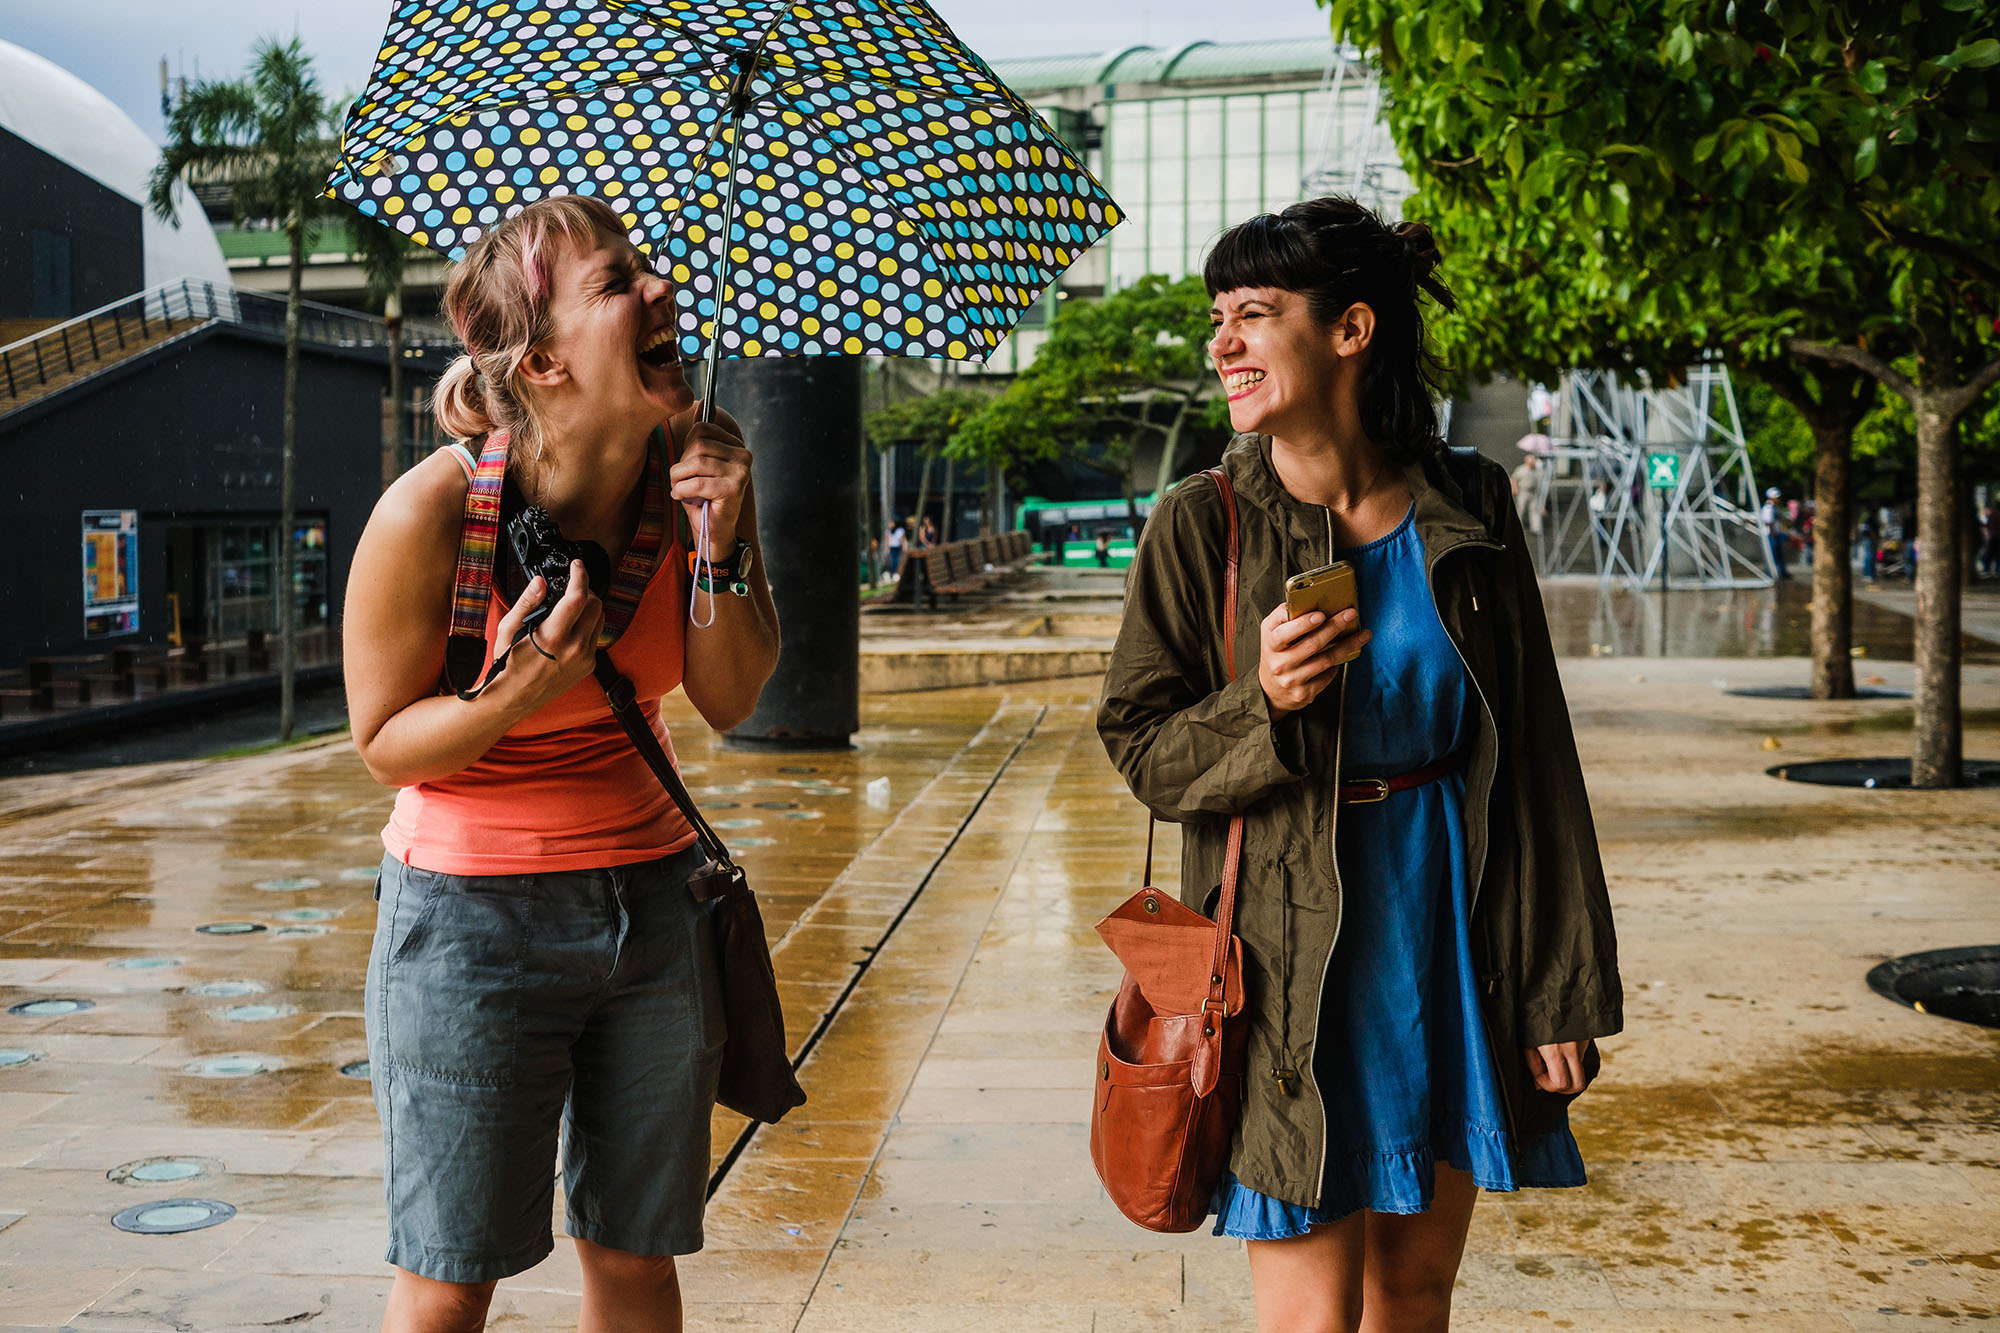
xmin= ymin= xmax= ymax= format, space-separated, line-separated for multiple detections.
xmin=431 ymin=195 xmax=633 ymax=456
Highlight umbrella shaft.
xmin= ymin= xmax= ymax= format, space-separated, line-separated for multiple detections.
xmin=699 ymin=107 xmax=750 ymax=428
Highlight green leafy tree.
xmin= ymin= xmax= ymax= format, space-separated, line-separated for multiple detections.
xmin=865 ymin=386 xmax=986 ymax=540
xmin=952 ymin=275 xmax=1224 ymax=519
xmin=149 ymin=37 xmax=337 ymax=743
xmin=1326 ymin=0 xmax=2000 ymax=779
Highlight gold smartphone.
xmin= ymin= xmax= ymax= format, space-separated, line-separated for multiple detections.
xmin=1285 ymin=560 xmax=1359 ymax=624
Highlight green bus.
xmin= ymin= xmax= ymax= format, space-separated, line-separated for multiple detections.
xmin=1014 ymin=494 xmax=1158 ymax=570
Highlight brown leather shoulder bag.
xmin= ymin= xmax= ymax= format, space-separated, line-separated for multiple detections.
xmin=1089 ymin=467 xmax=1249 ymax=1233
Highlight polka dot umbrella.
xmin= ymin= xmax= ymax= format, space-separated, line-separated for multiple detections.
xmin=326 ymin=0 xmax=1123 ymax=405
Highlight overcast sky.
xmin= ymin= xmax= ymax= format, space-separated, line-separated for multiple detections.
xmin=1 ymin=0 xmax=1334 ymax=144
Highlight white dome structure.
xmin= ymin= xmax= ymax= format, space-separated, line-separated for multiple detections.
xmin=0 ymin=39 xmax=231 ymax=291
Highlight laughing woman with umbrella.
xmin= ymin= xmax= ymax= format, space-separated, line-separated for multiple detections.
xmin=344 ymin=194 xmax=777 ymax=1330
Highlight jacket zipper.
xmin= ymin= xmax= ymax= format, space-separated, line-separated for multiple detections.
xmin=1426 ymin=532 xmax=1517 ymax=1142
xmin=1305 ymin=656 xmax=1348 ymax=1196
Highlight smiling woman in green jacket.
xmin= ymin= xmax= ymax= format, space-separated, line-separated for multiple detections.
xmin=1097 ymin=196 xmax=1622 ymax=1333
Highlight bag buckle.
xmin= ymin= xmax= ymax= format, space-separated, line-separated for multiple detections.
xmin=1346 ymin=778 xmax=1390 ymax=804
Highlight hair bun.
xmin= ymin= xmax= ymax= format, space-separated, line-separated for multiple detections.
xmin=1391 ymin=220 xmax=1441 ymax=278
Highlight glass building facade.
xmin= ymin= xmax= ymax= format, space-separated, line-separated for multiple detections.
xmin=978 ymin=37 xmax=1410 ymax=372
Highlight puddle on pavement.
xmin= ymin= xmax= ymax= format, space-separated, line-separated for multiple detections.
xmin=1540 ymin=580 xmax=2000 ymax=664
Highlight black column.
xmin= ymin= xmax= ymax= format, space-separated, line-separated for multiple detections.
xmin=718 ymin=356 xmax=862 ymax=749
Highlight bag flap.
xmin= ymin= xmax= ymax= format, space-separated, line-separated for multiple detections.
xmin=1096 ymin=887 xmax=1245 ymax=1016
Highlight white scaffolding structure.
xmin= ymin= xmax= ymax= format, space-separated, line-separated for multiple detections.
xmin=1300 ymin=51 xmax=1408 ymax=218
xmin=1515 ymin=364 xmax=1775 ymax=590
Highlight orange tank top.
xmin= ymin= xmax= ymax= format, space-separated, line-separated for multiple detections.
xmin=381 ymin=443 xmax=697 ymax=874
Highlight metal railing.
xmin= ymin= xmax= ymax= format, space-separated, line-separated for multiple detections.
xmin=0 ymin=277 xmax=457 ymax=405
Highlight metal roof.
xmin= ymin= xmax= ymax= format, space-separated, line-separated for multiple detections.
xmin=990 ymin=35 xmax=1339 ymax=95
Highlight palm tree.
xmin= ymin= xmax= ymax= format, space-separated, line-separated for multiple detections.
xmin=149 ymin=36 xmax=335 ymax=743
xmin=345 ymin=214 xmax=414 ymax=488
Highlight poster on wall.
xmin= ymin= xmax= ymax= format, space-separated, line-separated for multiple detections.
xmin=82 ymin=509 xmax=140 ymax=638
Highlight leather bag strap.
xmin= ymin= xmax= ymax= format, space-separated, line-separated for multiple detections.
xmin=593 ymin=649 xmax=736 ymax=872
xmin=1141 ymin=468 xmax=1243 ymax=891
xmin=1204 ymin=468 xmax=1245 ymax=1017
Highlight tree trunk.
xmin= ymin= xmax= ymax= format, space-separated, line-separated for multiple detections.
xmin=1808 ymin=420 xmax=1856 ymax=700
xmin=858 ymin=441 xmax=876 ymax=585
xmin=382 ymin=287 xmax=404 ymax=491
xmin=1911 ymin=387 xmax=1961 ymax=787
xmin=914 ymin=449 xmax=934 ymax=536
xmin=1150 ymin=398 xmax=1193 ymax=507
xmin=279 ymin=218 xmax=302 ymax=743
xmin=983 ymin=462 xmax=999 ymax=537
xmin=941 ymin=456 xmax=955 ymax=543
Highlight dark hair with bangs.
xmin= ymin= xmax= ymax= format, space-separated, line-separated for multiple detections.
xmin=1204 ymin=196 xmax=1457 ymax=463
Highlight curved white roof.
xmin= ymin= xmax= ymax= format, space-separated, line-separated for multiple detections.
xmin=0 ymin=39 xmax=230 ymax=292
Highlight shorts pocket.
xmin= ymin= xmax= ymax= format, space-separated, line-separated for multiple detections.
xmin=381 ymin=876 xmax=530 ymax=1088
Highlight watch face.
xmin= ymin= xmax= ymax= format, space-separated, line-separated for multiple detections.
xmin=735 ymin=541 xmax=755 ymax=579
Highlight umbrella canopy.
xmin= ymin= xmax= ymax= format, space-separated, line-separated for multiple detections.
xmin=327 ymin=0 xmax=1122 ymax=366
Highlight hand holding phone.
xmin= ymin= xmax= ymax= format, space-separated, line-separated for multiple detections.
xmin=1261 ymin=561 xmax=1368 ymax=716
xmin=1285 ymin=560 xmax=1359 ymax=624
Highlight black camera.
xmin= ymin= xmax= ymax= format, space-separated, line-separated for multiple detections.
xmin=506 ymin=506 xmax=610 ymax=624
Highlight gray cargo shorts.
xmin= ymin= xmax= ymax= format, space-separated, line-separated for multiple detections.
xmin=365 ymin=846 xmax=724 ymax=1284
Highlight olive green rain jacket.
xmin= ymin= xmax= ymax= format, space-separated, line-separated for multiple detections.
xmin=1097 ymin=433 xmax=1623 ymax=1210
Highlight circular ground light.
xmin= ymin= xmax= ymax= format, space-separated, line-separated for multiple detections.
xmin=776 ymin=810 xmax=824 ymax=821
xmin=339 ymin=1059 xmax=372 ymax=1080
xmin=799 ymin=786 xmax=850 ymax=796
xmin=187 ymin=980 xmax=266 ymax=998
xmin=1868 ymin=946 xmax=2000 ymax=1029
xmin=713 ymin=818 xmax=761 ymax=830
xmin=1727 ymin=684 xmax=1911 ymax=700
xmin=707 ymin=801 xmax=740 ymax=810
xmin=109 ymin=956 xmax=183 ymax=971
xmin=194 ymin=922 xmax=266 ymax=936
xmin=111 ymin=1198 xmax=236 ymax=1235
xmin=340 ymin=867 xmax=382 ymax=882
xmin=270 ymin=925 xmax=330 ymax=938
xmin=217 ymin=1003 xmax=296 ymax=1022
xmin=8 ymin=998 xmax=94 ymax=1017
xmin=253 ymin=877 xmax=320 ymax=892
xmin=183 ymin=1054 xmax=278 ymax=1078
xmin=108 ymin=1156 xmax=223 ymax=1186
xmin=272 ymin=907 xmax=338 ymax=923
xmin=0 ymin=1049 xmax=44 ymax=1067
xmin=734 ymin=837 xmax=776 ymax=848
xmin=777 ymin=765 xmax=820 ymax=774
xmin=1767 ymin=758 xmax=2000 ymax=789
xmin=752 ymin=801 xmax=800 ymax=810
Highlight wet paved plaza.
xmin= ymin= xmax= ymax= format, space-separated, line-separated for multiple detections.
xmin=1 ymin=626 xmax=1997 ymax=1327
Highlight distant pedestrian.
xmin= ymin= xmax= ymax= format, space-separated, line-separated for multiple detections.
xmin=885 ymin=519 xmax=906 ymax=578
xmin=1978 ymin=503 xmax=1996 ymax=579
xmin=1093 ymin=529 xmax=1112 ymax=567
xmin=1510 ymin=454 xmax=1544 ymax=536
xmin=1102 ymin=198 xmax=1619 ymax=1329
xmin=917 ymin=516 xmax=937 ymax=549
xmin=1760 ymin=487 xmax=1790 ymax=580
xmin=1857 ymin=516 xmax=1876 ymax=582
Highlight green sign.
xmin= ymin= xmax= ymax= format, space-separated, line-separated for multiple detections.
xmin=1645 ymin=452 xmax=1681 ymax=490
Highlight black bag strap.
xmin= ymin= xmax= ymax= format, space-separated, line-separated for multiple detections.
xmin=1444 ymin=444 xmax=1495 ymax=537
xmin=593 ymin=649 xmax=736 ymax=873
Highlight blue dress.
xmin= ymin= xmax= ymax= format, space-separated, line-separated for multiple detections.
xmin=1212 ymin=506 xmax=1586 ymax=1240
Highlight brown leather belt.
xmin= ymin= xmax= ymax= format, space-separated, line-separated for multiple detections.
xmin=1337 ymin=749 xmax=1468 ymax=804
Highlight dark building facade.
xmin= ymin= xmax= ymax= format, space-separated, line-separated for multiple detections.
xmin=0 ymin=127 xmax=144 ymax=320
xmin=1 ymin=323 xmax=444 ymax=665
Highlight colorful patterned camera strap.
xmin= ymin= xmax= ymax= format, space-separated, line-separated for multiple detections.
xmin=446 ymin=427 xmax=673 ymax=669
